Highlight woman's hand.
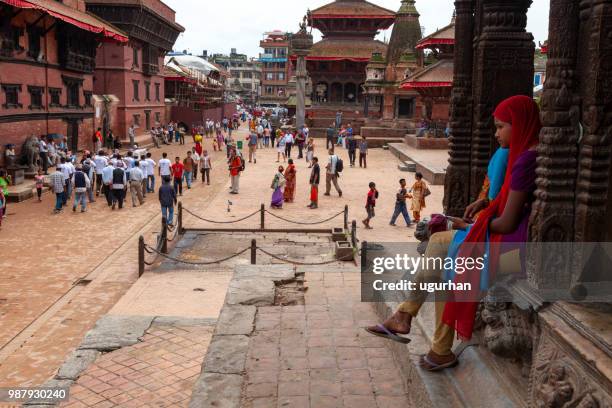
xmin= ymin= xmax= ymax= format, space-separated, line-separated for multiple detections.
xmin=447 ymin=216 xmax=471 ymax=231
xmin=463 ymin=198 xmax=488 ymax=221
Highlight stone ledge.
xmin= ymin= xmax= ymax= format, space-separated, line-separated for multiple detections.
xmin=405 ymin=134 xmax=449 ymax=150
xmin=388 ymin=143 xmax=446 ymax=185
xmin=189 ymin=373 xmax=243 ymax=408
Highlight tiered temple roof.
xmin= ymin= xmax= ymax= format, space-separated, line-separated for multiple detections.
xmin=308 ymin=38 xmax=387 ymax=61
xmin=309 ymin=0 xmax=395 ymax=20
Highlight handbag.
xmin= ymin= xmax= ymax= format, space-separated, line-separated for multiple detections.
xmin=423 ymin=186 xmax=431 ymax=198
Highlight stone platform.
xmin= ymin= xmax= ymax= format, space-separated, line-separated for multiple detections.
xmin=404 ymin=134 xmax=449 ymax=150
xmin=388 ymin=143 xmax=447 ymax=185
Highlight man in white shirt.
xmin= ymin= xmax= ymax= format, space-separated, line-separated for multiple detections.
xmin=139 ymin=155 xmax=148 ymax=198
xmin=256 ymin=123 xmax=264 ymax=149
xmin=129 ymin=161 xmax=145 ymax=207
xmin=59 ymin=157 xmax=75 ymax=205
xmin=128 ymin=125 xmax=136 ymax=148
xmin=101 ymin=161 xmax=115 ymax=207
xmin=191 ymin=149 xmax=200 ymax=182
xmin=146 ymin=153 xmax=156 ymax=192
xmin=325 ymin=149 xmax=343 ymax=197
xmin=94 ymin=151 xmax=108 ymax=196
xmin=158 ymin=152 xmax=172 ymax=177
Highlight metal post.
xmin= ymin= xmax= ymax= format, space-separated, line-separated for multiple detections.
xmin=177 ymin=202 xmax=183 ymax=234
xmin=251 ymin=239 xmax=257 ymax=265
xmin=361 ymin=241 xmax=368 ymax=269
xmin=344 ymin=205 xmax=349 ymax=230
xmin=161 ymin=217 xmax=168 ymax=254
xmin=138 ymin=236 xmax=145 ymax=277
xmin=351 ymin=220 xmax=357 ymax=248
xmin=260 ymin=204 xmax=265 ymax=230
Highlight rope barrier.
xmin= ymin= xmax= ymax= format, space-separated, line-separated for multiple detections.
xmin=166 ymin=226 xmax=179 ymax=242
xmin=144 ymin=244 xmax=251 ymax=266
xmin=256 ymin=247 xmax=357 ymax=266
xmin=183 ymin=207 xmax=261 ymax=224
xmin=264 ymin=209 xmax=345 ymax=225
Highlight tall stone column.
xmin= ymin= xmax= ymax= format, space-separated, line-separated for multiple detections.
xmin=527 ymin=0 xmax=580 ymax=289
xmin=443 ymin=0 xmax=475 ymax=216
xmin=469 ymin=0 xmax=534 ymax=201
xmin=290 ymin=27 xmax=313 ymax=130
xmin=296 ymin=54 xmax=307 ymax=129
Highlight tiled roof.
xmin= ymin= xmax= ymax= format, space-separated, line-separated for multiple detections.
xmin=308 ymin=38 xmax=387 ymax=61
xmin=310 ymin=0 xmax=395 ymax=18
xmin=2 ymin=0 xmax=128 ymax=42
xmin=416 ymin=22 xmax=455 ymax=49
xmin=401 ymin=59 xmax=454 ymax=87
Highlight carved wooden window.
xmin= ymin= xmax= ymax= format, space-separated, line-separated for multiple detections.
xmin=155 ymin=83 xmax=160 ymax=102
xmin=49 ymin=88 xmax=61 ymax=107
xmin=27 ymin=25 xmax=42 ymax=60
xmin=84 ymin=91 xmax=92 ymax=107
xmin=27 ymin=85 xmax=44 ymax=109
xmin=133 ymin=80 xmax=140 ymax=101
xmin=56 ymin=22 xmax=96 ymax=73
xmin=2 ymin=84 xmax=22 ymax=109
xmin=144 ymin=81 xmax=150 ymax=101
xmin=63 ymin=75 xmax=83 ymax=108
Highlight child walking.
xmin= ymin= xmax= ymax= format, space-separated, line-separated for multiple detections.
xmin=409 ymin=172 xmax=428 ymax=222
xmin=362 ymin=182 xmax=379 ymax=229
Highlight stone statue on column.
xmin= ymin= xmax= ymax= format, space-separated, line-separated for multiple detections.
xmin=290 ymin=17 xmax=313 ymax=131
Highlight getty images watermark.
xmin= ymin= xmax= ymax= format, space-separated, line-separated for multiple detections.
xmin=360 ymin=242 xmax=612 ymax=303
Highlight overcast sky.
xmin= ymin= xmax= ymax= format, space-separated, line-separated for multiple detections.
xmin=164 ymin=0 xmax=550 ymax=58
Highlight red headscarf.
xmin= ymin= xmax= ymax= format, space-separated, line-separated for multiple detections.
xmin=442 ymin=95 xmax=542 ymax=340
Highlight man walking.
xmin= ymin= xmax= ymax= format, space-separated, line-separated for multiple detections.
xmin=50 ymin=166 xmax=65 ymax=214
xmin=229 ymin=148 xmax=242 ymax=194
xmin=159 ymin=176 xmax=177 ymax=225
xmin=247 ymin=131 xmax=258 ymax=163
xmin=389 ymin=178 xmax=412 ymax=227
xmin=111 ymin=162 xmax=127 ymax=210
xmin=326 ymin=124 xmax=336 ymax=151
xmin=171 ymin=156 xmax=184 ymax=196
xmin=183 ymin=151 xmax=195 ymax=189
xmin=308 ymin=157 xmax=320 ymax=209
xmin=201 ymin=150 xmax=212 ymax=185
xmin=347 ymin=133 xmax=357 ymax=167
xmin=324 ymin=149 xmax=342 ymax=197
xmin=158 ymin=152 xmax=172 ymax=179
xmin=146 ymin=153 xmax=156 ymax=193
xmin=71 ymin=164 xmax=90 ymax=213
xmin=139 ymin=156 xmax=148 ymax=198
xmin=102 ymin=159 xmax=114 ymax=207
xmin=129 ymin=160 xmax=145 ymax=207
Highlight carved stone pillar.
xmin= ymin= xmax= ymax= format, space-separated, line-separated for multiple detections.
xmin=469 ymin=0 xmax=534 ymax=201
xmin=443 ymin=0 xmax=475 ymax=216
xmin=574 ymin=0 xmax=612 ymax=244
xmin=527 ymin=0 xmax=580 ymax=290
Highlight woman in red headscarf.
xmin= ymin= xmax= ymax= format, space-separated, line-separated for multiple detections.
xmin=419 ymin=95 xmax=542 ymax=371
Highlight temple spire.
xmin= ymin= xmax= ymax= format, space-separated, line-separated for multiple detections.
xmin=398 ymin=0 xmax=419 ymax=16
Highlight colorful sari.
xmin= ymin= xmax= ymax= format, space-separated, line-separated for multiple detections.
xmin=443 ymin=147 xmax=509 ymax=287
xmin=442 ymin=95 xmax=542 ymax=340
xmin=271 ymin=172 xmax=285 ymax=208
xmin=283 ymin=164 xmax=296 ymax=202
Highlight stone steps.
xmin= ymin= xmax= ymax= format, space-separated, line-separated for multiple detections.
xmin=398 ymin=160 xmax=417 ymax=172
xmin=388 ymin=143 xmax=446 ymax=185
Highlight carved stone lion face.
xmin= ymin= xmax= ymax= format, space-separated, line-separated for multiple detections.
xmin=481 ymin=301 xmax=532 ymax=359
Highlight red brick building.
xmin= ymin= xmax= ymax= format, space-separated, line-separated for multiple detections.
xmin=85 ymin=0 xmax=184 ymax=142
xmin=0 ymin=0 xmax=127 ymax=163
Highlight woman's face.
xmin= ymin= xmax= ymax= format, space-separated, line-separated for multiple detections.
xmin=494 ymin=119 xmax=512 ymax=148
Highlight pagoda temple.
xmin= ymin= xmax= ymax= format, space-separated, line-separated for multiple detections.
xmin=304 ymin=0 xmax=395 ymax=117
xmin=401 ymin=16 xmax=455 ymax=128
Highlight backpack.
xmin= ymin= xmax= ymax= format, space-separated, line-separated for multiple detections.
xmin=335 ymin=157 xmax=344 ymax=173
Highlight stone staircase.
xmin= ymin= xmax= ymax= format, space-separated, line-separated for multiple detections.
xmin=388 ymin=142 xmax=447 ymax=185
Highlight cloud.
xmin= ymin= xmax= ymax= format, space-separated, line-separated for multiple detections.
xmin=165 ymin=0 xmax=549 ymax=58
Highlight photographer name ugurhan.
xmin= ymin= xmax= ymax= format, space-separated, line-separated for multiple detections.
xmin=372 ymin=280 xmax=471 ymax=293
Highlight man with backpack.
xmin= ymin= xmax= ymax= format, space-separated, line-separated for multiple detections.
xmin=228 ymin=147 xmax=243 ymax=194
xmin=324 ymin=149 xmax=343 ymax=197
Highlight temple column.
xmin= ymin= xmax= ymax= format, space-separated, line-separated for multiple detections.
xmin=443 ymin=0 xmax=475 ymax=216
xmin=296 ymin=54 xmax=307 ymax=129
xmin=469 ymin=0 xmax=534 ymax=201
xmin=574 ymin=0 xmax=612 ymax=244
xmin=527 ymin=0 xmax=580 ymax=290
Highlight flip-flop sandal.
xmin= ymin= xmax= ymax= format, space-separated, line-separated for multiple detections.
xmin=419 ymin=354 xmax=459 ymax=372
xmin=365 ymin=324 xmax=411 ymax=344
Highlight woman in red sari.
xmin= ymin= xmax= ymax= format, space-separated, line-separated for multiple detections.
xmin=420 ymin=95 xmax=542 ymax=371
xmin=283 ymin=159 xmax=297 ymax=203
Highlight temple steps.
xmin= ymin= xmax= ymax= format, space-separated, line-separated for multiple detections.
xmin=388 ymin=143 xmax=447 ymax=185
